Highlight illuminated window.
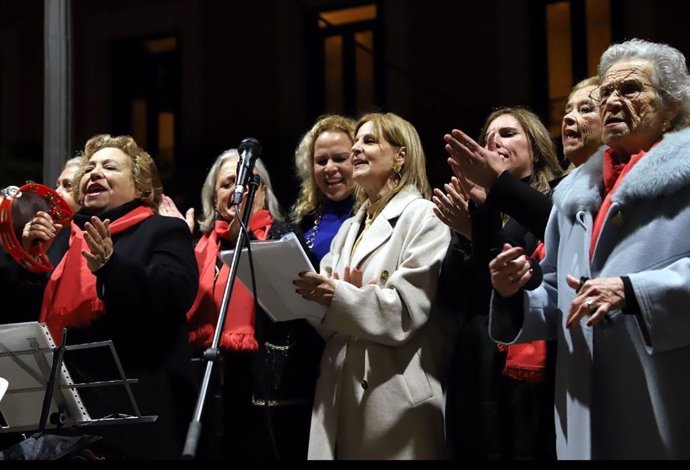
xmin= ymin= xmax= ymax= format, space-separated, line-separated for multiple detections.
xmin=546 ymin=0 xmax=611 ymax=136
xmin=586 ymin=0 xmax=611 ymax=76
xmin=112 ymin=35 xmax=179 ymax=180
xmin=320 ymin=4 xmax=376 ymax=28
xmin=309 ymin=3 xmax=379 ymax=116
xmin=547 ymin=2 xmax=573 ymax=136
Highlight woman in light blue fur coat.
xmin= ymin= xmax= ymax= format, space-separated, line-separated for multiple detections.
xmin=487 ymin=38 xmax=690 ymax=459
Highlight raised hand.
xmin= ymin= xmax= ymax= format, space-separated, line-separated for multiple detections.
xmin=159 ymin=194 xmax=195 ymax=233
xmin=81 ymin=216 xmax=113 ymax=272
xmin=432 ymin=176 xmax=472 ymax=238
xmin=444 ymin=128 xmax=506 ymax=194
xmin=446 ymin=161 xmax=488 ymax=204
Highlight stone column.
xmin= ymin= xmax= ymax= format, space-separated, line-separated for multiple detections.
xmin=43 ymin=0 xmax=72 ymax=186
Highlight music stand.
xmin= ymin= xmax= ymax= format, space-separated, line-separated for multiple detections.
xmin=0 ymin=322 xmax=156 ymax=434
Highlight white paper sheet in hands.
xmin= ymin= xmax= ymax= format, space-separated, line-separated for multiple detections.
xmin=219 ymin=232 xmax=326 ymax=322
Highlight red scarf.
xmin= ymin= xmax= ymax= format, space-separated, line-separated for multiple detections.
xmin=499 ymin=244 xmax=548 ymax=383
xmin=39 ymin=205 xmax=154 ymax=345
xmin=186 ymin=210 xmax=272 ymax=351
xmin=590 ymin=147 xmax=648 ymax=260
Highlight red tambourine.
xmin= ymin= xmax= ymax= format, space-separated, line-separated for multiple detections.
xmin=0 ymin=183 xmax=74 ymax=273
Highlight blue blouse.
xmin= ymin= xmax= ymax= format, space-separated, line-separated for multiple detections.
xmin=305 ymin=196 xmax=355 ymax=263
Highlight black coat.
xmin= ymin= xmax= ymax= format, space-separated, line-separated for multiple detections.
xmin=443 ymin=172 xmax=557 ymax=460
xmin=0 ymin=200 xmax=199 ymax=460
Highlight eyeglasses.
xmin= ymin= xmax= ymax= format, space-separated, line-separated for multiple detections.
xmin=597 ymin=78 xmax=656 ymax=106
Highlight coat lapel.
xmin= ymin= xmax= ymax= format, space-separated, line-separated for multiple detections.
xmin=349 ymin=188 xmax=420 ymax=269
xmin=350 ymin=211 xmax=392 ymax=268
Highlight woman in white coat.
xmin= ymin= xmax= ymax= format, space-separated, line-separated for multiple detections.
xmin=488 ymin=38 xmax=690 ymax=459
xmin=294 ymin=112 xmax=451 ymax=459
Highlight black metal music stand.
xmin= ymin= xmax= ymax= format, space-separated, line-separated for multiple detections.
xmin=0 ymin=321 xmax=156 ymax=436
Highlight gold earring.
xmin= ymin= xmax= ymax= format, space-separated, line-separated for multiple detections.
xmin=392 ymin=162 xmax=402 ymax=182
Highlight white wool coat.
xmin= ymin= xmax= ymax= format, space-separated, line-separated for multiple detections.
xmin=308 ymin=186 xmax=452 ymax=460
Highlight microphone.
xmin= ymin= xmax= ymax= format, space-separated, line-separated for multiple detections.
xmin=232 ymin=138 xmax=262 ymax=206
xmin=522 ymin=256 xmax=543 ymax=291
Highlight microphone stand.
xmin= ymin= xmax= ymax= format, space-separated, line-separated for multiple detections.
xmin=182 ymin=174 xmax=261 ymax=459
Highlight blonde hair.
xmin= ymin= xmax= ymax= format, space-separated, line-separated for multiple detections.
xmin=568 ymin=76 xmax=600 ymax=101
xmin=198 ymin=149 xmax=283 ymax=234
xmin=289 ymin=115 xmax=356 ymax=224
xmin=74 ymin=134 xmax=162 ymax=210
xmin=479 ymin=107 xmax=562 ymax=194
xmin=353 ymin=112 xmax=431 ymax=208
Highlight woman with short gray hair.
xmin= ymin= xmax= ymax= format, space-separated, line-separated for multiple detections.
xmin=489 ymin=38 xmax=690 ymax=459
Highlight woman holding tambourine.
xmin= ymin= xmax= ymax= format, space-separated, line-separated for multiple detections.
xmin=0 ymin=135 xmax=198 ymax=460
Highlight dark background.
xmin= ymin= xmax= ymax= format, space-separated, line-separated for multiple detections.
xmin=2 ymin=0 xmax=689 ymax=213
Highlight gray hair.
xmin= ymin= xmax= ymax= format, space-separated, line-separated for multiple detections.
xmin=63 ymin=155 xmax=82 ymax=170
xmin=599 ymin=38 xmax=690 ymax=130
xmin=198 ymin=149 xmax=283 ymax=234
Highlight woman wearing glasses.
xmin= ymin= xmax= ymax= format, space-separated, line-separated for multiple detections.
xmin=489 ymin=38 xmax=690 ymax=459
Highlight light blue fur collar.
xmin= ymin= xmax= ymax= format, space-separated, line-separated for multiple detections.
xmin=553 ymin=127 xmax=690 ymax=216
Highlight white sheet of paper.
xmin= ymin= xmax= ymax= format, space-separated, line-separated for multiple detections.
xmin=219 ymin=232 xmax=326 ymax=322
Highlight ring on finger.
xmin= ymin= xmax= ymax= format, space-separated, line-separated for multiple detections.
xmin=585 ymin=299 xmax=594 ymax=310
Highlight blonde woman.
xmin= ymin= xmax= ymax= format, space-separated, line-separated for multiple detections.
xmin=295 ymin=112 xmax=451 ymax=459
xmin=290 ymin=114 xmax=357 ymax=263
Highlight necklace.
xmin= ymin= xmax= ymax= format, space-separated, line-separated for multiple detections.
xmin=351 ymin=199 xmax=385 ymax=256
xmin=305 ymin=212 xmax=322 ymax=250
xmin=351 ymin=212 xmax=374 ymax=257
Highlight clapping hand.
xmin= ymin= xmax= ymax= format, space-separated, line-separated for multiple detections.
xmin=444 ymin=129 xmax=507 ymax=200
xmin=159 ymin=195 xmax=195 ymax=233
xmin=489 ymin=243 xmax=533 ymax=297
xmin=432 ymin=176 xmax=472 ymax=238
xmin=333 ymin=266 xmax=377 ymax=287
xmin=81 ymin=216 xmax=113 ymax=272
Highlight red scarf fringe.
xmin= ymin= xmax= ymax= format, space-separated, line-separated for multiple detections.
xmin=186 ymin=210 xmax=272 ymax=352
xmin=500 ymin=243 xmax=547 ymax=383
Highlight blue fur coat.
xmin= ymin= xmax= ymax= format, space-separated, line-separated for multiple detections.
xmin=491 ymin=127 xmax=690 ymax=459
